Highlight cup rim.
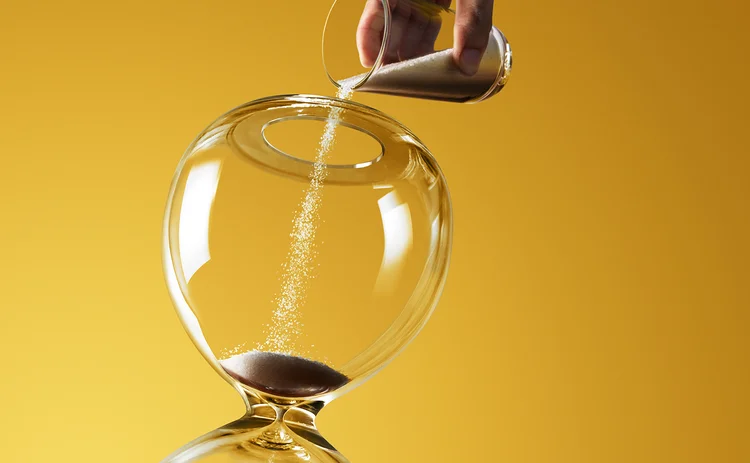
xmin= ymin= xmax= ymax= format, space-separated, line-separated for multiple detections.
xmin=322 ymin=0 xmax=392 ymax=90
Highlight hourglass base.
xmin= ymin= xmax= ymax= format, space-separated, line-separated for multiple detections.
xmin=161 ymin=402 xmax=349 ymax=463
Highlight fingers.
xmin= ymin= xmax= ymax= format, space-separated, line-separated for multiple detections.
xmin=359 ymin=0 xmax=492 ymax=75
xmin=358 ymin=0 xmax=450 ymax=67
xmin=413 ymin=14 xmax=442 ymax=58
xmin=385 ymin=0 xmax=411 ymax=64
xmin=454 ymin=0 xmax=494 ymax=75
xmin=357 ymin=0 xmax=412 ymax=66
xmin=357 ymin=0 xmax=387 ymax=67
xmin=398 ymin=6 xmax=429 ymax=60
xmin=407 ymin=0 xmax=449 ymax=59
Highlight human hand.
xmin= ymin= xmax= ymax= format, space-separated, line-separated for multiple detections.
xmin=356 ymin=0 xmax=494 ymax=76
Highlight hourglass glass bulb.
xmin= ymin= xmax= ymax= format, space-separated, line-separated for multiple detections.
xmin=161 ymin=94 xmax=452 ymax=462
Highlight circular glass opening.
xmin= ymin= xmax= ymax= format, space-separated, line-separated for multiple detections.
xmin=262 ymin=116 xmax=383 ymax=168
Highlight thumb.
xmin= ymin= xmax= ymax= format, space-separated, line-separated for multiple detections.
xmin=453 ymin=0 xmax=493 ymax=75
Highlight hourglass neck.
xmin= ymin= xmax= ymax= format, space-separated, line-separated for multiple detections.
xmin=243 ymin=392 xmax=325 ymax=428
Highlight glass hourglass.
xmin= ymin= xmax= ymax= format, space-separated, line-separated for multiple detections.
xmin=161 ymin=94 xmax=452 ymax=462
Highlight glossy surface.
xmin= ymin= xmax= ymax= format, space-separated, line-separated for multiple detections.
xmin=164 ymin=95 xmax=452 ymax=402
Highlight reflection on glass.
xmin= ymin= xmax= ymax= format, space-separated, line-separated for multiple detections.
xmin=178 ymin=160 xmax=222 ymax=283
xmin=374 ymin=190 xmax=413 ymax=294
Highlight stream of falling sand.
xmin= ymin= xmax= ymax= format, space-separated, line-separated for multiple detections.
xmin=259 ymin=85 xmax=354 ymax=356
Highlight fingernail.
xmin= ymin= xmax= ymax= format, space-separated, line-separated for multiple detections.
xmin=459 ymin=48 xmax=483 ymax=76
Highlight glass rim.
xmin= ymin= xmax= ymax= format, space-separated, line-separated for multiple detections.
xmin=322 ymin=0 xmax=392 ymax=90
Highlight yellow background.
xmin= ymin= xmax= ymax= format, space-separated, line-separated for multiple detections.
xmin=1 ymin=0 xmax=748 ymax=461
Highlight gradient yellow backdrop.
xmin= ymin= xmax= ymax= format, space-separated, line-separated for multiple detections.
xmin=1 ymin=0 xmax=748 ymax=462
